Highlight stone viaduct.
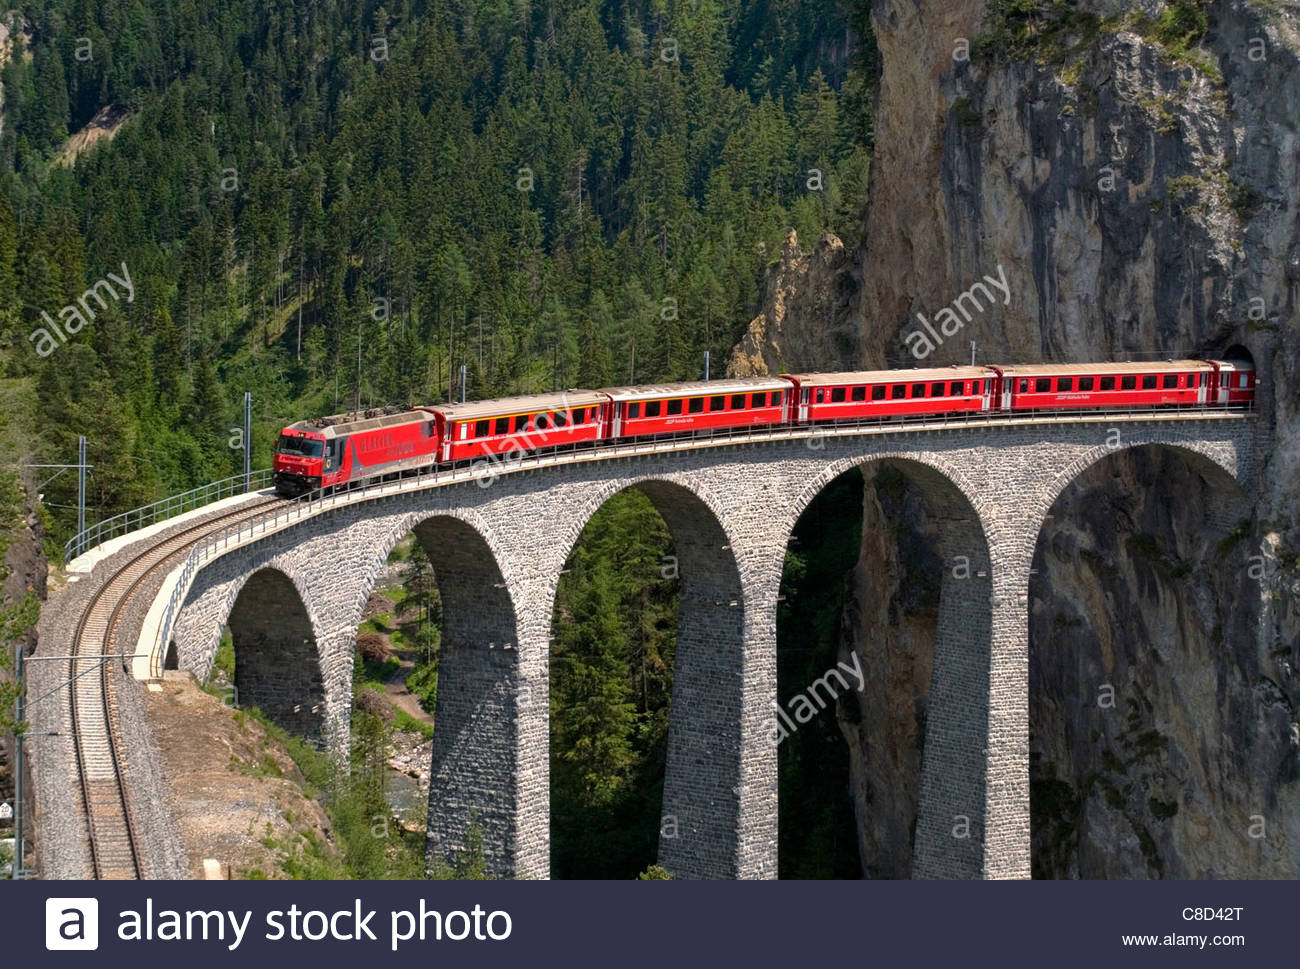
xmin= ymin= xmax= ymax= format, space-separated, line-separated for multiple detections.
xmin=161 ymin=414 xmax=1255 ymax=880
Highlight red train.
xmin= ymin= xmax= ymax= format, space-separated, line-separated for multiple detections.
xmin=273 ymin=358 xmax=1256 ymax=496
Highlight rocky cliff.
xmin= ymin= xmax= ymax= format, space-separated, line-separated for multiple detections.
xmin=742 ymin=0 xmax=1300 ymax=877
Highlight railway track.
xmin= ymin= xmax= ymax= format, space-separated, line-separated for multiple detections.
xmin=69 ymin=495 xmax=280 ymax=879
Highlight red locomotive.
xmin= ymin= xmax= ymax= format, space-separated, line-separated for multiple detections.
xmin=273 ymin=357 xmax=1256 ymax=497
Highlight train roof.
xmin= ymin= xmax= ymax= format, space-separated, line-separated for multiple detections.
xmin=597 ymin=377 xmax=788 ymax=402
xmin=995 ymin=359 xmax=1211 ymax=376
xmin=288 ymin=407 xmax=429 ymax=439
xmin=425 ymin=389 xmax=608 ymax=421
xmin=783 ymin=366 xmax=993 ymax=386
xmin=1206 ymin=358 xmax=1254 ymax=371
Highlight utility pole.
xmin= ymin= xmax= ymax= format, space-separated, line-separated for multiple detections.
xmin=76 ymin=435 xmax=86 ymax=550
xmin=703 ymin=350 xmax=710 ymax=381
xmin=23 ymin=445 xmax=93 ymax=559
xmin=970 ymin=340 xmax=977 ymax=366
xmin=459 ymin=364 xmax=467 ymax=404
xmin=12 ymin=640 xmax=23 ymax=878
xmin=243 ymin=393 xmax=252 ymax=493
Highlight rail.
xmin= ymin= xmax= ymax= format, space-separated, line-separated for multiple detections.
xmin=142 ymin=401 xmax=1255 ymax=678
xmin=64 ymin=469 xmax=272 ymax=563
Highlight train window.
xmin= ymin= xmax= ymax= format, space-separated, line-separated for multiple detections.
xmin=495 ymin=417 xmax=509 ymax=435
xmin=711 ymin=396 xmax=725 ymax=411
xmin=554 ymin=411 xmax=568 ymax=427
xmin=731 ymin=394 xmax=746 ymax=409
xmin=1240 ymin=373 xmax=1249 ymax=387
xmin=852 ymin=386 xmax=867 ymax=402
xmin=1035 ymin=378 xmax=1051 ymax=392
xmin=931 ymin=382 xmax=945 ymax=397
xmin=815 ymin=388 xmax=825 ymax=403
xmin=912 ymin=383 xmax=925 ymax=397
xmin=688 ymin=397 xmax=704 ymax=413
xmin=535 ymin=413 xmax=549 ymax=430
xmin=1057 ymin=378 xmax=1073 ymax=391
xmin=628 ymin=402 xmax=641 ymax=418
xmin=1100 ymin=377 xmax=1115 ymax=390
xmin=891 ymin=384 xmax=906 ymax=399
xmin=1079 ymin=377 xmax=1094 ymax=391
xmin=1188 ymin=374 xmax=1198 ymax=388
xmin=646 ymin=400 xmax=661 ymax=417
xmin=475 ymin=420 xmax=490 ymax=437
xmin=1122 ymin=376 xmax=1137 ymax=390
xmin=1019 ymin=379 xmax=1029 ymax=393
xmin=872 ymin=385 xmax=886 ymax=401
xmin=1141 ymin=375 xmax=1156 ymax=389
xmin=831 ymin=387 xmax=847 ymax=403
xmin=513 ymin=415 xmax=527 ymax=432
xmin=667 ymin=399 xmax=683 ymax=415
xmin=1163 ymin=374 xmax=1178 ymax=389
xmin=951 ymin=381 xmax=964 ymax=395
xmin=752 ymin=392 xmax=767 ymax=407
xmin=773 ymin=392 xmax=782 ymax=406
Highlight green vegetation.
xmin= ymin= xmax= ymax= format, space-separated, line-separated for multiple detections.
xmin=1 ymin=0 xmax=877 ymax=549
xmin=0 ymin=470 xmax=39 ymax=736
xmin=550 ymin=489 xmax=678 ymax=878
xmin=975 ymin=0 xmax=1112 ymax=66
xmin=1126 ymin=1 xmax=1220 ymax=79
xmin=231 ymin=703 xmax=487 ymax=879
xmin=776 ymin=468 xmax=863 ymax=878
xmin=977 ymin=1 xmax=1221 ymax=84
xmin=0 ymin=0 xmax=885 ymax=880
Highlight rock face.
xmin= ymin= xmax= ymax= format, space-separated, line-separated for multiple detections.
xmin=727 ymin=230 xmax=861 ymax=376
xmin=743 ymin=0 xmax=1300 ymax=877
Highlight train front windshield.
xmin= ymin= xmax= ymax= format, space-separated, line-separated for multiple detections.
xmin=277 ymin=435 xmax=323 ymax=458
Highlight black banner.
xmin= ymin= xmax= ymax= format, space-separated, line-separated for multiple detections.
xmin=1 ymin=879 xmax=1290 ymax=966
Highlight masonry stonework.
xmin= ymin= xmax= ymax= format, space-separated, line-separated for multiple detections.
xmin=166 ymin=416 xmax=1252 ymax=879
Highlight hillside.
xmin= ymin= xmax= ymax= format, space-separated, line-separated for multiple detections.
xmin=0 ymin=0 xmax=875 ymax=544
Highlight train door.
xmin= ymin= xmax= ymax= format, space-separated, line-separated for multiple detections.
xmin=1211 ymin=363 xmax=1227 ymax=405
xmin=982 ymin=377 xmax=994 ymax=411
xmin=609 ymin=401 xmax=624 ymax=439
xmin=799 ymin=386 xmax=810 ymax=423
xmin=1000 ymin=376 xmax=1012 ymax=411
xmin=1197 ymin=370 xmax=1208 ymax=406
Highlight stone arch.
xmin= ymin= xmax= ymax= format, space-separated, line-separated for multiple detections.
xmin=226 ymin=566 xmax=327 ymax=744
xmin=539 ymin=475 xmax=745 ymax=612
xmin=1037 ymin=435 xmax=1246 ymax=541
xmin=781 ymin=451 xmax=996 ymax=879
xmin=348 ymin=508 xmax=521 ymax=879
xmin=1027 ymin=437 xmax=1253 ymax=878
xmin=788 ymin=449 xmax=994 ymax=538
xmin=544 ymin=475 xmax=749 ymax=879
xmin=342 ymin=506 xmax=519 ymax=643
